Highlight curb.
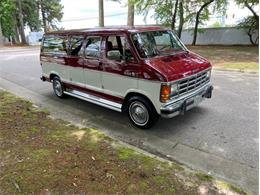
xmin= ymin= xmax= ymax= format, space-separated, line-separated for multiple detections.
xmin=213 ymin=67 xmax=259 ymax=74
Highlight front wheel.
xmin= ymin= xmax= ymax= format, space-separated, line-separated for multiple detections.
xmin=127 ymin=96 xmax=158 ymax=129
xmin=52 ymin=76 xmax=66 ymax=98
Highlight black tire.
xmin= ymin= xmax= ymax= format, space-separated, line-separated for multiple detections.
xmin=126 ymin=96 xmax=158 ymax=129
xmin=52 ymin=76 xmax=66 ymax=98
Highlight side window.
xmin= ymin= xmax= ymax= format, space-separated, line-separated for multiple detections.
xmin=85 ymin=36 xmax=101 ymax=58
xmin=106 ymin=35 xmax=134 ymax=61
xmin=69 ymin=36 xmax=84 ymax=56
xmin=42 ymin=35 xmax=68 ymax=55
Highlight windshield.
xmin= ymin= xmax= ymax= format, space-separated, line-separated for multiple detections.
xmin=132 ymin=30 xmax=187 ymax=58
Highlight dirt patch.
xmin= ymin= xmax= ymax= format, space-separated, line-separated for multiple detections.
xmin=0 ymin=91 xmax=247 ymax=194
xmin=188 ymin=46 xmax=258 ymax=70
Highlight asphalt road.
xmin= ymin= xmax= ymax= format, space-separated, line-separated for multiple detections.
xmin=0 ymin=47 xmax=258 ymax=194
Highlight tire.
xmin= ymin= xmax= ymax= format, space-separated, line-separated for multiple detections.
xmin=52 ymin=76 xmax=66 ymax=98
xmin=126 ymin=96 xmax=158 ymax=129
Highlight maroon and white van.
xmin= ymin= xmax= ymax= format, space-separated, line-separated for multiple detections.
xmin=40 ymin=26 xmax=213 ymax=128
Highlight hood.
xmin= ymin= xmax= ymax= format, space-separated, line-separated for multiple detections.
xmin=145 ymin=51 xmax=211 ymax=82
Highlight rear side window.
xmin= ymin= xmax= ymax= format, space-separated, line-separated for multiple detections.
xmin=85 ymin=36 xmax=101 ymax=58
xmin=69 ymin=36 xmax=84 ymax=56
xmin=42 ymin=35 xmax=68 ymax=55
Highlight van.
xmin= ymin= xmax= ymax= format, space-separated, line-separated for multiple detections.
xmin=40 ymin=26 xmax=213 ymax=129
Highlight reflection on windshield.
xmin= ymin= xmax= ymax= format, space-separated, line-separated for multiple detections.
xmin=132 ymin=31 xmax=186 ymax=58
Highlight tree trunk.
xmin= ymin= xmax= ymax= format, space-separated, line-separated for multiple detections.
xmin=192 ymin=0 xmax=214 ymax=46
xmin=177 ymin=0 xmax=184 ymax=38
xmin=40 ymin=0 xmax=47 ymax=32
xmin=99 ymin=0 xmax=104 ymax=27
xmin=36 ymin=0 xmax=40 ymax=31
xmin=127 ymin=0 xmax=135 ymax=26
xmin=16 ymin=0 xmax=27 ymax=44
xmin=0 ymin=22 xmax=3 ymax=46
xmin=247 ymin=20 xmax=259 ymax=45
xmin=171 ymin=0 xmax=179 ymax=30
xmin=245 ymin=2 xmax=259 ymax=21
xmin=11 ymin=14 xmax=20 ymax=43
xmin=14 ymin=22 xmax=20 ymax=43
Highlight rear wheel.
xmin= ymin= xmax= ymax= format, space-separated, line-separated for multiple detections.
xmin=52 ymin=76 xmax=66 ymax=98
xmin=127 ymin=96 xmax=158 ymax=129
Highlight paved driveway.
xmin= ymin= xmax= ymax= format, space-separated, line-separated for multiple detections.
xmin=0 ymin=47 xmax=258 ymax=194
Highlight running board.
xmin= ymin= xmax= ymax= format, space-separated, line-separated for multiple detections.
xmin=64 ymin=90 xmax=122 ymax=112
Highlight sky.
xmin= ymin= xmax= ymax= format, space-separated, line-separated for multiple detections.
xmin=59 ymin=0 xmax=256 ymax=29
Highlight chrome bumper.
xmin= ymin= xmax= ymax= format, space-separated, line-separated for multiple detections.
xmin=160 ymin=83 xmax=213 ymax=118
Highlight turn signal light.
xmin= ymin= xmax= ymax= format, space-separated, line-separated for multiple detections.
xmin=160 ymin=85 xmax=171 ymax=103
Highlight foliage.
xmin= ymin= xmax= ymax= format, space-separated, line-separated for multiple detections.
xmin=0 ymin=0 xmax=63 ymax=40
xmin=22 ymin=0 xmax=41 ymax=31
xmin=134 ymin=0 xmax=227 ymax=39
xmin=235 ymin=0 xmax=259 ymax=45
xmin=0 ymin=0 xmax=16 ymax=37
xmin=211 ymin=21 xmax=222 ymax=28
xmin=40 ymin=0 xmax=63 ymax=30
xmin=239 ymin=16 xmax=258 ymax=45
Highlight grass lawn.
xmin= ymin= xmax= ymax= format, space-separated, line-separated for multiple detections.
xmin=188 ymin=46 xmax=259 ymax=71
xmin=0 ymin=91 xmax=247 ymax=194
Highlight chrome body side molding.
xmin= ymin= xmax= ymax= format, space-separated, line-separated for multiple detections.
xmin=64 ymin=90 xmax=122 ymax=112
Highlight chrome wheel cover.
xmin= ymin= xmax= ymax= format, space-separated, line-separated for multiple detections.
xmin=53 ymin=80 xmax=63 ymax=96
xmin=129 ymin=101 xmax=149 ymax=126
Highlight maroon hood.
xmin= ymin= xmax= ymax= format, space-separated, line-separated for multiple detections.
xmin=145 ymin=51 xmax=211 ymax=82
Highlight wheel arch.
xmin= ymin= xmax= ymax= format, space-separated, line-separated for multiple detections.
xmin=122 ymin=91 xmax=158 ymax=114
xmin=49 ymin=72 xmax=60 ymax=81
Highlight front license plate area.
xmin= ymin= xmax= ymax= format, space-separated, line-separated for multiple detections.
xmin=186 ymin=94 xmax=203 ymax=111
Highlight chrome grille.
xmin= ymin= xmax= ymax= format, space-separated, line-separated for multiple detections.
xmin=177 ymin=70 xmax=210 ymax=97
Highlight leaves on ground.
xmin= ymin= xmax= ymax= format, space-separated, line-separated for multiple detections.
xmin=0 ymin=91 xmax=246 ymax=194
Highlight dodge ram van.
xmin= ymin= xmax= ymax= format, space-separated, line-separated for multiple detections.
xmin=40 ymin=26 xmax=213 ymax=128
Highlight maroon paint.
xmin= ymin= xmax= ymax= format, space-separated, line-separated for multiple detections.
xmin=64 ymin=82 xmax=124 ymax=104
xmin=145 ymin=51 xmax=211 ymax=82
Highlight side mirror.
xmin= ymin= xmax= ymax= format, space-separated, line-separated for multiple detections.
xmin=107 ymin=50 xmax=121 ymax=61
xmin=38 ymin=38 xmax=42 ymax=42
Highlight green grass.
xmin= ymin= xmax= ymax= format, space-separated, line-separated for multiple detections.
xmin=117 ymin=147 xmax=136 ymax=160
xmin=196 ymin=172 xmax=213 ymax=182
xmin=219 ymin=62 xmax=258 ymax=71
xmin=215 ymin=180 xmax=248 ymax=195
xmin=188 ymin=46 xmax=259 ymax=72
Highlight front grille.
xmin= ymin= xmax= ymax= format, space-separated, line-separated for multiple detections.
xmin=177 ymin=70 xmax=210 ymax=97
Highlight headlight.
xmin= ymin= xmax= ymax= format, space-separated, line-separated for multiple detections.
xmin=206 ymin=71 xmax=211 ymax=79
xmin=160 ymin=83 xmax=178 ymax=103
xmin=171 ymin=84 xmax=178 ymax=96
xmin=160 ymin=84 xmax=171 ymax=103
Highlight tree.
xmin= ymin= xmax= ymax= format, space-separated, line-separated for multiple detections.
xmin=0 ymin=22 xmax=3 ymax=46
xmin=134 ymin=0 xmax=176 ymax=29
xmin=134 ymin=0 xmax=198 ymax=36
xmin=239 ymin=16 xmax=258 ymax=45
xmin=40 ymin=0 xmax=63 ymax=32
xmin=236 ymin=0 xmax=258 ymax=45
xmin=99 ymin=0 xmax=104 ymax=27
xmin=22 ymin=0 xmax=41 ymax=31
xmin=192 ymin=0 xmax=214 ymax=45
xmin=0 ymin=0 xmax=16 ymax=39
xmin=177 ymin=0 xmax=184 ymax=38
xmin=171 ymin=0 xmax=179 ymax=30
xmin=16 ymin=0 xmax=27 ymax=44
xmin=127 ymin=0 xmax=135 ymax=26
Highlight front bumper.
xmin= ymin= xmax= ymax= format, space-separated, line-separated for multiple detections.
xmin=160 ymin=83 xmax=213 ymax=118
